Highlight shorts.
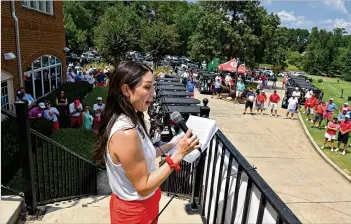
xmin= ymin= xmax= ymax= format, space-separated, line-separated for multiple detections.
xmin=307 ymin=107 xmax=314 ymax=115
xmin=287 ymin=108 xmax=296 ymax=113
xmin=236 ymin=91 xmax=243 ymax=97
xmin=313 ymin=113 xmax=323 ymax=122
xmin=245 ymin=101 xmax=254 ymax=109
xmin=337 ymin=133 xmax=350 ymax=144
xmin=270 ymin=103 xmax=278 ymax=110
xmin=324 ymin=133 xmax=336 ymax=141
xmin=256 ymin=102 xmax=264 ymax=109
xmin=110 ymin=188 xmax=161 ymax=224
xmin=52 ymin=121 xmax=59 ymax=132
xmin=97 ymin=82 xmax=104 ymax=87
xmin=323 ymin=111 xmax=332 ymax=120
xmin=213 ymin=88 xmax=222 ymax=93
xmin=70 ymin=115 xmax=82 ymax=128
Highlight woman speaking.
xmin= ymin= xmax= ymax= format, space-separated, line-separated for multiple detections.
xmin=94 ymin=61 xmax=200 ymax=224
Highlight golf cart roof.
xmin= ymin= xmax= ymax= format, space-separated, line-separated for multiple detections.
xmin=160 ymin=97 xmax=200 ymax=105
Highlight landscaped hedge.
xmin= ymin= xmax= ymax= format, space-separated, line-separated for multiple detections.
xmin=51 ymin=128 xmax=97 ymax=160
xmin=82 ymin=86 xmax=108 ymax=116
xmin=39 ymin=82 xmax=93 ymax=106
xmin=1 ymin=118 xmax=20 ymax=185
xmin=30 ymin=118 xmax=53 ymax=137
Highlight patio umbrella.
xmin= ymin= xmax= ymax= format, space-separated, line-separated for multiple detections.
xmin=218 ymin=58 xmax=248 ymax=74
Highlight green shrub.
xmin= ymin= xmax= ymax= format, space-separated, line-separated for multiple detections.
xmin=318 ymin=79 xmax=323 ymax=83
xmin=51 ymin=128 xmax=97 ymax=161
xmin=39 ymin=82 xmax=93 ymax=106
xmin=82 ymin=86 xmax=108 ymax=116
xmin=30 ymin=118 xmax=53 ymax=137
xmin=1 ymin=118 xmax=21 ymax=185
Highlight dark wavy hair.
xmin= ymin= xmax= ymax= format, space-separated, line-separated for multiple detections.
xmin=94 ymin=61 xmax=153 ymax=165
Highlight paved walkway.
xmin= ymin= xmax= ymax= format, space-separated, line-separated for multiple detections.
xmin=195 ymin=86 xmax=351 ymax=223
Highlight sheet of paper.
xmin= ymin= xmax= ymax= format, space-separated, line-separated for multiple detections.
xmin=168 ymin=115 xmax=218 ymax=163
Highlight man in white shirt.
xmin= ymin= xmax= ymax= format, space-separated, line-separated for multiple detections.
xmin=93 ymin=97 xmax=105 ymax=132
xmin=285 ymin=95 xmax=299 ymax=120
xmin=292 ymin=87 xmax=301 ymax=99
xmin=69 ymin=99 xmax=83 ymax=128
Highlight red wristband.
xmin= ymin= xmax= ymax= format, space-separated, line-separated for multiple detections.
xmin=165 ymin=155 xmax=181 ymax=171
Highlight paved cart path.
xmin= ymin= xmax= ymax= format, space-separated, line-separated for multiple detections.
xmin=195 ymin=87 xmax=351 ymax=223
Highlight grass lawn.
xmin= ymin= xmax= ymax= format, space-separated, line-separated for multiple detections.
xmin=300 ymin=76 xmax=351 ymax=176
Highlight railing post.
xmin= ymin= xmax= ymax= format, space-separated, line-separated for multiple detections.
xmin=188 ymin=153 xmax=205 ymax=212
xmin=15 ymin=101 xmax=37 ymax=214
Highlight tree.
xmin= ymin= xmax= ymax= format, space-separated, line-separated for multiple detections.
xmin=94 ymin=6 xmax=144 ymax=66
xmin=140 ymin=21 xmax=179 ymax=67
xmin=64 ymin=14 xmax=88 ymax=53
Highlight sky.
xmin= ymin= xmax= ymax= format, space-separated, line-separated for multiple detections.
xmin=261 ymin=0 xmax=351 ymax=33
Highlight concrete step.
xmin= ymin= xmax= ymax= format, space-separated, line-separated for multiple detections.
xmin=26 ymin=194 xmax=201 ymax=223
xmin=1 ymin=196 xmax=25 ymax=224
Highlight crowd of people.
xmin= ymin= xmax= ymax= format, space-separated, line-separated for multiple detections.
xmin=21 ymin=64 xmax=110 ymax=134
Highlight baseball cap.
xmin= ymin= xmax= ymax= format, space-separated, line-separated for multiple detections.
xmin=345 ymin=115 xmax=350 ymax=119
xmin=74 ymin=99 xmax=80 ymax=106
xmin=97 ymin=97 xmax=102 ymax=101
xmin=329 ymin=98 xmax=333 ymax=101
xmin=39 ymin=102 xmax=46 ymax=109
xmin=343 ymin=108 xmax=348 ymax=111
xmin=344 ymin=102 xmax=349 ymax=105
xmin=261 ymin=90 xmax=265 ymax=93
xmin=295 ymin=87 xmax=299 ymax=90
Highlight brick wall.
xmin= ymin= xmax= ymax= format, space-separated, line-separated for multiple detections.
xmin=1 ymin=1 xmax=66 ymax=95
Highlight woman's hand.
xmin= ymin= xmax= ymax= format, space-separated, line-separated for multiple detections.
xmin=169 ymin=132 xmax=185 ymax=147
xmin=173 ymin=130 xmax=200 ymax=162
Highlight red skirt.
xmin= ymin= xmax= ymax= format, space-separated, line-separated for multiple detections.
xmin=110 ymin=188 xmax=161 ymax=224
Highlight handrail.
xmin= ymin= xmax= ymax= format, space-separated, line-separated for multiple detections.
xmin=30 ymin=129 xmax=98 ymax=167
xmin=215 ymin=130 xmax=300 ymax=224
xmin=1 ymin=108 xmax=16 ymax=119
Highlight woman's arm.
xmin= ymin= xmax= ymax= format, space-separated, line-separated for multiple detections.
xmin=110 ymin=129 xmax=199 ymax=197
xmin=82 ymin=112 xmax=85 ymax=126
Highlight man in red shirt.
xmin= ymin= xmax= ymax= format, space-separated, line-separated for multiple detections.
xmin=312 ymin=101 xmax=325 ymax=128
xmin=268 ymin=90 xmax=280 ymax=117
xmin=306 ymin=94 xmax=318 ymax=122
xmin=335 ymin=115 xmax=351 ymax=156
xmin=256 ymin=90 xmax=267 ymax=115
xmin=339 ymin=102 xmax=351 ymax=113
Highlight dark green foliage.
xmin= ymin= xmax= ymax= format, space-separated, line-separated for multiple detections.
xmin=81 ymin=86 xmax=108 ymax=116
xmin=51 ymin=128 xmax=97 ymax=160
xmin=318 ymin=79 xmax=323 ymax=83
xmin=1 ymin=118 xmax=20 ymax=185
xmin=30 ymin=118 xmax=53 ymax=137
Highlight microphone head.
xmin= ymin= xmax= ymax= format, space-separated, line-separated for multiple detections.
xmin=170 ymin=111 xmax=183 ymax=124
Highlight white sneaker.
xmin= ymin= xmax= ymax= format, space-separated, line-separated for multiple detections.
xmin=321 ymin=146 xmax=324 ymax=150
xmin=270 ymin=114 xmax=273 ymax=117
xmin=275 ymin=115 xmax=278 ymax=118
xmin=330 ymin=148 xmax=334 ymax=152
xmin=334 ymin=148 xmax=339 ymax=152
xmin=341 ymin=151 xmax=346 ymax=156
xmin=310 ymin=120 xmax=313 ymax=123
xmin=306 ymin=118 xmax=309 ymax=121
xmin=261 ymin=113 xmax=263 ymax=115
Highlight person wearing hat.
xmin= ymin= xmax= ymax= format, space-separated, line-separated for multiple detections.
xmin=339 ymin=102 xmax=350 ymax=113
xmin=337 ymin=108 xmax=349 ymax=123
xmin=321 ymin=117 xmax=339 ymax=152
xmin=43 ymin=100 xmax=60 ymax=132
xmin=312 ymin=101 xmax=326 ymax=128
xmin=93 ymin=97 xmax=105 ymax=132
xmin=292 ymin=87 xmax=301 ymax=99
xmin=29 ymin=102 xmax=46 ymax=119
xmin=322 ymin=98 xmax=338 ymax=128
xmin=285 ymin=95 xmax=299 ymax=120
xmin=256 ymin=89 xmax=267 ymax=115
xmin=305 ymin=94 xmax=318 ymax=122
xmin=335 ymin=114 xmax=351 ymax=156
xmin=69 ymin=98 xmax=83 ymax=128
xmin=268 ymin=89 xmax=281 ymax=117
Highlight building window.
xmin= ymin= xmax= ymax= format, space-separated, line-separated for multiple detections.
xmin=1 ymin=81 xmax=10 ymax=110
xmin=24 ymin=55 xmax=62 ymax=99
xmin=22 ymin=0 xmax=53 ymax=15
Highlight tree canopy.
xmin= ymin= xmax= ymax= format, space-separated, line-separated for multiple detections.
xmin=63 ymin=1 xmax=351 ymax=80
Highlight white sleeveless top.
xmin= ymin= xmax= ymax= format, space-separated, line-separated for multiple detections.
xmin=105 ymin=114 xmax=157 ymax=201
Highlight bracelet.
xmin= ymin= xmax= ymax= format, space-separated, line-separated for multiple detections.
xmin=165 ymin=155 xmax=181 ymax=171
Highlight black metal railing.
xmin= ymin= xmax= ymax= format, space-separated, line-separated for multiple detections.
xmin=160 ymin=159 xmax=195 ymax=199
xmin=30 ymin=129 xmax=98 ymax=205
xmin=1 ymin=102 xmax=99 ymax=213
xmin=187 ymin=130 xmax=301 ymax=224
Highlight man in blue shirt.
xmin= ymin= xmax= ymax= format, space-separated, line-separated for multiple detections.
xmin=17 ymin=87 xmax=35 ymax=108
xmin=338 ymin=108 xmax=348 ymax=123
xmin=243 ymin=88 xmax=255 ymax=115
xmin=186 ymin=77 xmax=195 ymax=98
xmin=323 ymin=98 xmax=338 ymax=128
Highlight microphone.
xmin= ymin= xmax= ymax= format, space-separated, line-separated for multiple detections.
xmin=170 ymin=111 xmax=201 ymax=153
